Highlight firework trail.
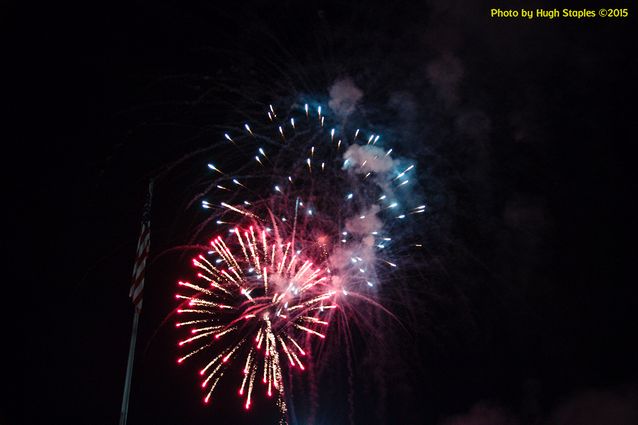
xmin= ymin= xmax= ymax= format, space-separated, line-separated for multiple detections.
xmin=175 ymin=101 xmax=425 ymax=423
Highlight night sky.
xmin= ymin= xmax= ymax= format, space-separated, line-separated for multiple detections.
xmin=8 ymin=1 xmax=638 ymax=424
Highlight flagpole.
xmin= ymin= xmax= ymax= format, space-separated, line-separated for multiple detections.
xmin=119 ymin=306 xmax=141 ymax=425
xmin=119 ymin=179 xmax=154 ymax=425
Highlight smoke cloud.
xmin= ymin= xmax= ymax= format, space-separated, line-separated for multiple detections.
xmin=439 ymin=403 xmax=517 ymax=425
xmin=328 ymin=77 xmax=364 ymax=119
xmin=437 ymin=387 xmax=638 ymax=425
xmin=426 ymin=53 xmax=464 ymax=109
xmin=345 ymin=205 xmax=382 ymax=236
xmin=549 ymin=388 xmax=638 ymax=425
xmin=342 ymin=144 xmax=397 ymax=174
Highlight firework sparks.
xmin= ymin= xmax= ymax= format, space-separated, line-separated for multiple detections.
xmin=176 ymin=102 xmax=424 ymax=423
xmin=177 ymin=223 xmax=335 ymax=413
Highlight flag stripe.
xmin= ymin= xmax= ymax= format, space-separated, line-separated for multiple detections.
xmin=130 ymin=273 xmax=145 ymax=296
xmin=129 ymin=181 xmax=153 ymax=310
xmin=132 ymin=250 xmax=149 ymax=275
xmin=131 ymin=279 xmax=144 ymax=303
xmin=135 ymin=229 xmax=150 ymax=255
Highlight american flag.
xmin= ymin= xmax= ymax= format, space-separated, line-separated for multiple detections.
xmin=129 ymin=181 xmax=153 ymax=310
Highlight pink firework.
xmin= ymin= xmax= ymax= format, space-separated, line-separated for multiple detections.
xmin=176 ymin=220 xmax=337 ymax=415
xmin=175 ymin=102 xmax=425 ymax=423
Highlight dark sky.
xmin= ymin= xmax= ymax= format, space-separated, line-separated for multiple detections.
xmin=8 ymin=1 xmax=638 ymax=424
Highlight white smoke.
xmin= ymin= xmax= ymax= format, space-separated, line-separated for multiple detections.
xmin=326 ymin=115 xmax=417 ymax=295
xmin=328 ymin=143 xmax=401 ymax=289
xmin=426 ymin=53 xmax=464 ymax=109
xmin=345 ymin=205 xmax=382 ymax=235
xmin=328 ymin=77 xmax=363 ymax=119
xmin=549 ymin=388 xmax=638 ymax=425
xmin=440 ymin=403 xmax=517 ymax=425
xmin=343 ymin=144 xmax=398 ymax=174
xmin=329 ymin=205 xmax=381 ymax=272
xmin=437 ymin=388 xmax=638 ymax=425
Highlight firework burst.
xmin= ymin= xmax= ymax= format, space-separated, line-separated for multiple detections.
xmin=176 ymin=102 xmax=424 ymax=423
xmin=177 ymin=221 xmax=335 ymax=413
